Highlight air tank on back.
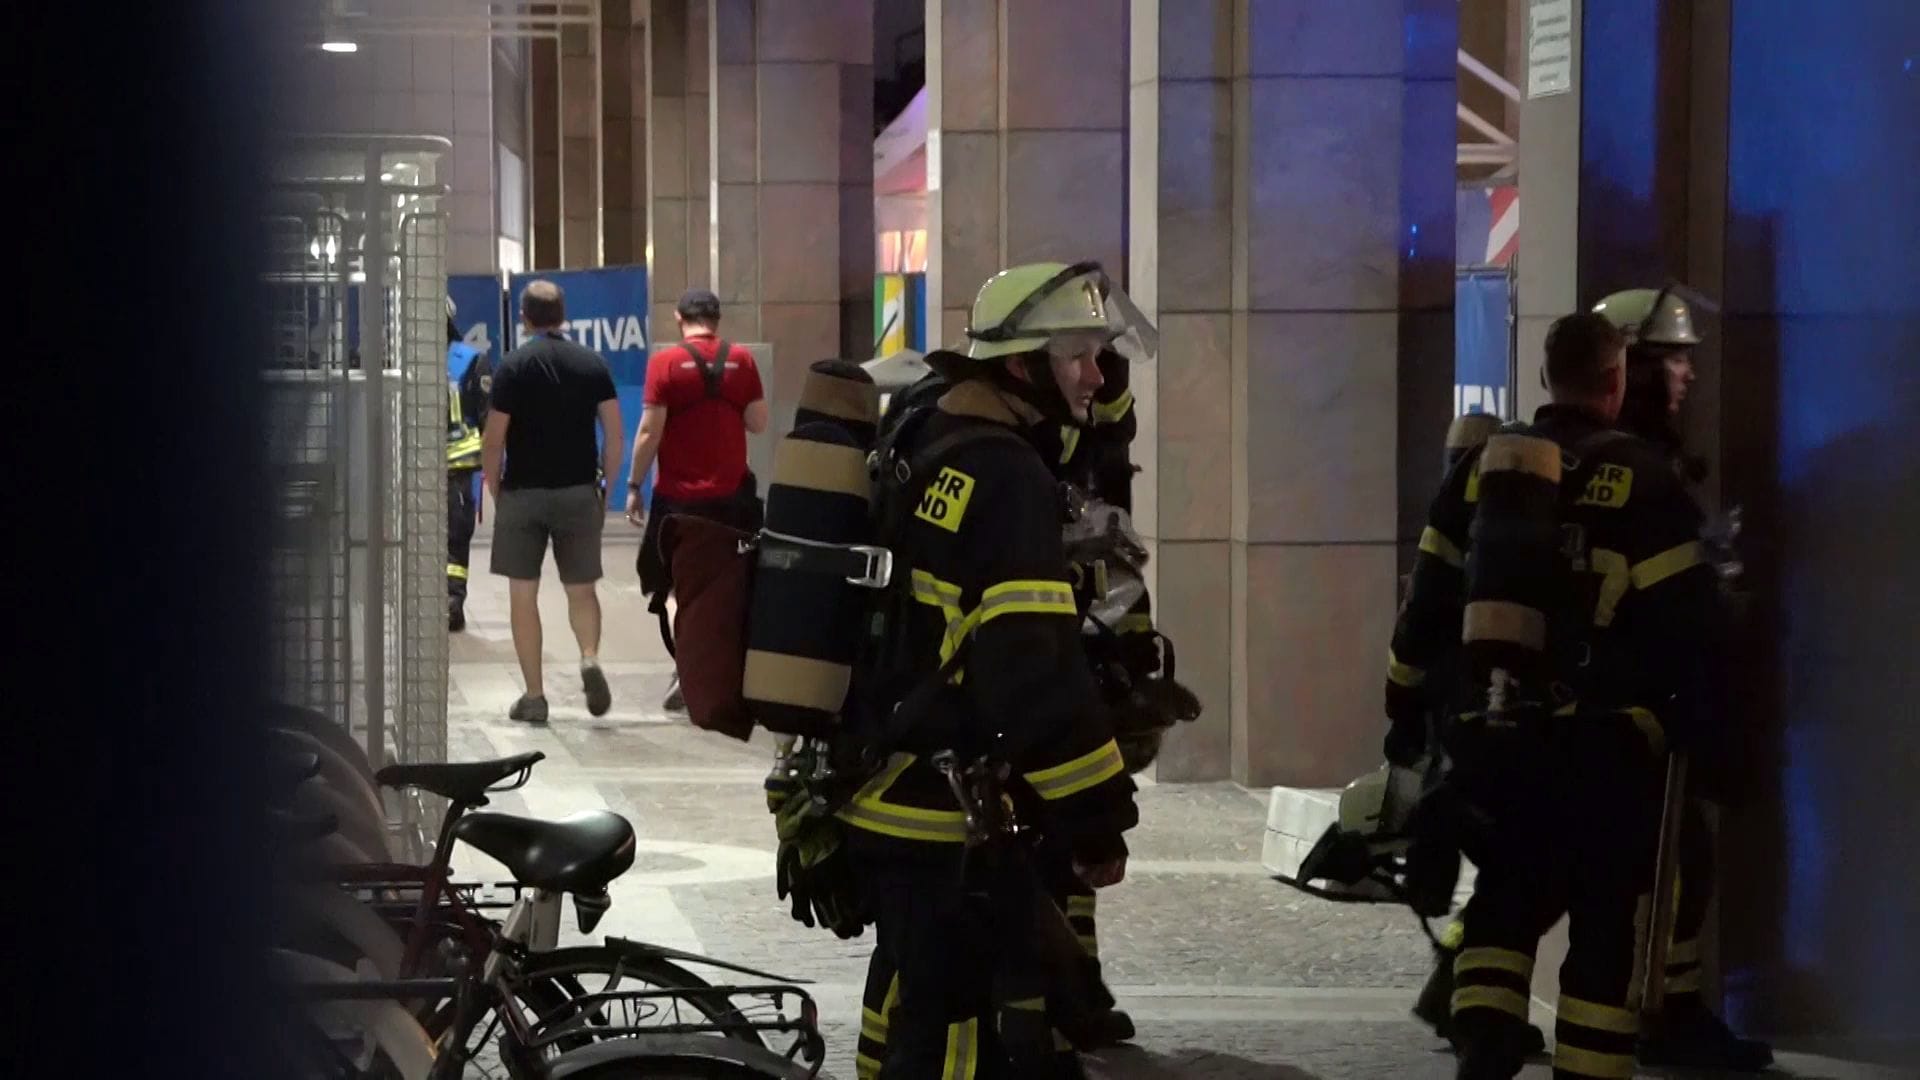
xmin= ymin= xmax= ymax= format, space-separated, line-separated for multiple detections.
xmin=1461 ymin=432 xmax=1563 ymax=720
xmin=1444 ymin=412 xmax=1501 ymax=476
xmin=742 ymin=360 xmax=880 ymax=737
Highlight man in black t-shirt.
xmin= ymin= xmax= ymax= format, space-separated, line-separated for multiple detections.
xmin=483 ymin=280 xmax=623 ymax=724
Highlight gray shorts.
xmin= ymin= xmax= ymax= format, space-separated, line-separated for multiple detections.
xmin=490 ymin=484 xmax=606 ymax=584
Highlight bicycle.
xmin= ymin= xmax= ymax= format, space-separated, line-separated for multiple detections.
xmin=265 ymin=712 xmax=827 ymax=1077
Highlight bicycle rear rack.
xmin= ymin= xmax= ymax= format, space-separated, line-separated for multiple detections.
xmin=523 ymin=983 xmax=826 ymax=1077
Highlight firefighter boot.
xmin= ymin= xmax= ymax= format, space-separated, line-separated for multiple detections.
xmin=1418 ymin=946 xmax=1546 ymax=1057
xmin=1452 ymin=1015 xmax=1539 ymax=1080
xmin=1074 ymin=1007 xmax=1134 ymax=1049
xmin=1639 ymin=1000 xmax=1774 ymax=1072
xmin=449 ymin=597 xmax=466 ymax=633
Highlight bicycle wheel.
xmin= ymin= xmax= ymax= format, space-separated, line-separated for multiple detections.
xmin=512 ymin=946 xmax=762 ymax=1050
xmin=270 ymin=701 xmax=382 ymax=782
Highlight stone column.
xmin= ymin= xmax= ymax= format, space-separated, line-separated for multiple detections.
xmin=645 ymin=0 xmax=711 ymax=337
xmin=1513 ymin=0 xmax=1581 ymax=418
xmin=706 ymin=0 xmax=875 ymax=407
xmin=923 ymin=0 xmax=1129 ymax=349
xmin=560 ymin=21 xmax=601 ymax=266
xmin=601 ymin=0 xmax=646 ymax=267
xmin=1131 ymin=0 xmax=1457 ymax=786
xmin=532 ymin=35 xmax=561 ymax=268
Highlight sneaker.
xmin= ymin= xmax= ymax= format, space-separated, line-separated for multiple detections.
xmin=509 ymin=694 xmax=549 ymax=724
xmin=582 ymin=662 xmax=612 ymax=717
xmin=448 ymin=600 xmax=466 ymax=633
xmin=1639 ymin=1003 xmax=1774 ymax=1071
xmin=662 ymin=675 xmax=685 ymax=712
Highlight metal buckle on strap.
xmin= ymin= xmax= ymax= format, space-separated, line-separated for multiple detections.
xmin=846 ymin=545 xmax=894 ymax=589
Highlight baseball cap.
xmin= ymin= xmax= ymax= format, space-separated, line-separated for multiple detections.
xmin=676 ymin=288 xmax=722 ymax=322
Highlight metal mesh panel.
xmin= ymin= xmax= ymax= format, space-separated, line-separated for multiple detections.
xmin=397 ymin=172 xmax=450 ymax=781
xmin=263 ymin=136 xmax=453 ymax=860
xmin=263 ymin=212 xmax=353 ymax=719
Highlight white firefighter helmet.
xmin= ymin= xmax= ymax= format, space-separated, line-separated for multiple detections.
xmin=963 ymin=261 xmax=1159 ymax=367
xmin=1336 ymin=763 xmax=1424 ymax=844
xmin=1592 ymin=286 xmax=1703 ymax=347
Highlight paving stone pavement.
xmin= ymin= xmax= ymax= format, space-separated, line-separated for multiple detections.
xmin=443 ymin=539 xmax=1903 ymax=1080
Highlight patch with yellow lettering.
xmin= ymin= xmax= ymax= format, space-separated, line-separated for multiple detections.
xmin=1576 ymin=464 xmax=1635 ymax=508
xmin=915 ymin=467 xmax=975 ymax=533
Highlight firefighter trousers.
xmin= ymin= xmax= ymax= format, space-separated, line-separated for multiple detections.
xmin=1661 ymin=797 xmax=1714 ymax=1006
xmin=447 ymin=468 xmax=477 ymax=601
xmin=852 ymin=846 xmax=1082 ymax=1080
xmin=1449 ymin=721 xmax=1663 ymax=1080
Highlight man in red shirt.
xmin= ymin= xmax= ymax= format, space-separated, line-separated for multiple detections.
xmin=626 ymin=288 xmax=769 ymax=709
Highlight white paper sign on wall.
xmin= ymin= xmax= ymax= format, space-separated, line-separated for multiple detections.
xmin=1528 ymin=0 xmax=1575 ymax=99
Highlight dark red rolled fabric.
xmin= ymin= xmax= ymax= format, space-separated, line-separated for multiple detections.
xmin=659 ymin=514 xmax=756 ymax=741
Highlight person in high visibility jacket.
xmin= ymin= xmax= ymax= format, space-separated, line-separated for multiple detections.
xmin=446 ymin=306 xmax=491 ymax=632
xmin=845 ymin=261 xmax=1147 ymax=1079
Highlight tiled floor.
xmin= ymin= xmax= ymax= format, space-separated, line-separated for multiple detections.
xmin=445 ymin=532 xmax=1901 ymax=1079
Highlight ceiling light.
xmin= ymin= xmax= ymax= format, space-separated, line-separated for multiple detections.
xmin=321 ymin=41 xmax=358 ymax=54
xmin=380 ymin=172 xmax=394 ymax=182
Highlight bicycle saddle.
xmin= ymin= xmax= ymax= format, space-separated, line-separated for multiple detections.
xmin=454 ymin=810 xmax=636 ymax=894
xmin=375 ymin=751 xmax=545 ymax=806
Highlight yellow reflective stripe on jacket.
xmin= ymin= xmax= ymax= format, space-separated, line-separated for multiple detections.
xmin=1059 ymin=425 xmax=1082 ymax=465
xmin=921 ymin=576 xmax=1079 ymax=668
xmin=1624 ymin=706 xmax=1666 ymax=757
xmin=1022 ymin=738 xmax=1125 ymax=801
xmin=1092 ymin=388 xmax=1134 ymax=425
xmin=835 ymin=752 xmax=969 ymax=843
xmin=912 ymin=570 xmax=971 ymax=668
xmin=1631 ymin=540 xmax=1703 ymax=590
xmin=977 ymin=579 xmax=1077 ymax=624
xmin=1387 ymin=648 xmax=1426 ymax=688
xmin=1418 ymin=525 xmax=1465 ymax=569
xmin=1117 ymin=613 xmax=1154 ymax=636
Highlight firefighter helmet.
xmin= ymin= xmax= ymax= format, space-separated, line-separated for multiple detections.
xmin=963 ymin=261 xmax=1158 ymax=366
xmin=1593 ymin=287 xmax=1702 ymax=348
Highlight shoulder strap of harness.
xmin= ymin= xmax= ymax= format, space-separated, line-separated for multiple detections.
xmin=671 ymin=340 xmax=733 ymax=404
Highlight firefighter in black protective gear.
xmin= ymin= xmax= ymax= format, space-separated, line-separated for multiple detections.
xmin=1593 ymin=286 xmax=1773 ymax=1071
xmin=1403 ymin=412 xmax=1550 ymax=1062
xmin=1037 ymin=344 xmax=1144 ymax=1050
xmin=1385 ymin=312 xmax=1721 ymax=1080
xmin=445 ymin=301 xmax=491 ymax=632
xmin=843 ymin=261 xmax=1143 ymax=1080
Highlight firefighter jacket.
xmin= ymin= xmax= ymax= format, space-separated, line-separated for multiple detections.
xmin=1386 ymin=404 xmax=1718 ymax=754
xmin=446 ymin=341 xmax=490 ymax=470
xmin=836 ymin=378 xmax=1141 ymax=864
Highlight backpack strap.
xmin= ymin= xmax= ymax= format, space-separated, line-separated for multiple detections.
xmin=668 ymin=340 xmax=734 ymax=405
xmin=1560 ymin=428 xmax=1632 ymax=499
